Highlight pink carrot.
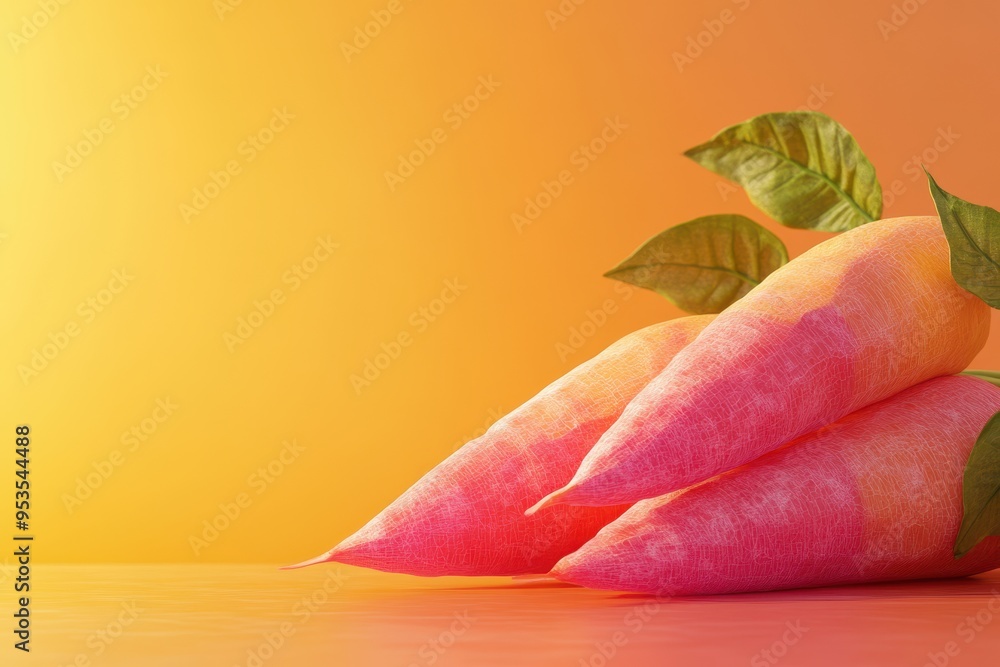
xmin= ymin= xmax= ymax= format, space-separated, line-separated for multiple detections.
xmin=288 ymin=315 xmax=714 ymax=576
xmin=532 ymin=216 xmax=990 ymax=511
xmin=552 ymin=375 xmax=1000 ymax=596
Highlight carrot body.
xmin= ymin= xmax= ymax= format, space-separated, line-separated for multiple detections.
xmin=552 ymin=375 xmax=1000 ymax=596
xmin=290 ymin=316 xmax=714 ymax=576
xmin=536 ymin=217 xmax=990 ymax=509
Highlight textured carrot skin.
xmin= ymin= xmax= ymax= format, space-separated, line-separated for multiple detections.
xmin=552 ymin=376 xmax=1000 ymax=596
xmin=291 ymin=316 xmax=714 ymax=576
xmin=540 ymin=217 xmax=990 ymax=508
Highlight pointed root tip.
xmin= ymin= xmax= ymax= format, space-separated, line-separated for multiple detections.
xmin=524 ymin=485 xmax=577 ymax=516
xmin=279 ymin=548 xmax=339 ymax=571
xmin=548 ymin=560 xmax=574 ymax=584
xmin=549 ymin=556 xmax=611 ymax=592
xmin=511 ymin=573 xmax=558 ymax=582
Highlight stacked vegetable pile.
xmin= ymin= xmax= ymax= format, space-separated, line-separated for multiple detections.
xmin=290 ymin=112 xmax=1000 ymax=596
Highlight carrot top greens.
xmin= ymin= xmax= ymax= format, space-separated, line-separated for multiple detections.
xmin=928 ymin=171 xmax=1000 ymax=309
xmin=684 ymin=111 xmax=882 ymax=232
xmin=603 ymin=214 xmax=787 ymax=315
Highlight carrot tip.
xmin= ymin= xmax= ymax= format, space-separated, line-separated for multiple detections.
xmin=524 ymin=485 xmax=574 ymax=516
xmin=511 ymin=573 xmax=557 ymax=581
xmin=280 ymin=550 xmax=337 ymax=570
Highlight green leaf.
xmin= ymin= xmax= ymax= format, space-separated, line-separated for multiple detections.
xmin=604 ymin=214 xmax=788 ymax=315
xmin=962 ymin=370 xmax=1000 ymax=389
xmin=684 ymin=111 xmax=882 ymax=232
xmin=927 ymin=171 xmax=1000 ymax=309
xmin=955 ymin=410 xmax=1000 ymax=558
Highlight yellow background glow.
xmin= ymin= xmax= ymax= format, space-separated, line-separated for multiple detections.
xmin=3 ymin=0 xmax=1000 ymax=563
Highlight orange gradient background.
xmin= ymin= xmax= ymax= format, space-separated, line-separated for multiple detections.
xmin=4 ymin=0 xmax=1000 ymax=568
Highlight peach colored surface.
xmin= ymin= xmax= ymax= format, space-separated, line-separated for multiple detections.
xmin=34 ymin=564 xmax=1000 ymax=667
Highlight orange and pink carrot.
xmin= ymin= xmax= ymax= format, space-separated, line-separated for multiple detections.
xmin=288 ymin=316 xmax=713 ymax=576
xmin=553 ymin=375 xmax=1000 ymax=596
xmin=532 ymin=216 xmax=990 ymax=511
